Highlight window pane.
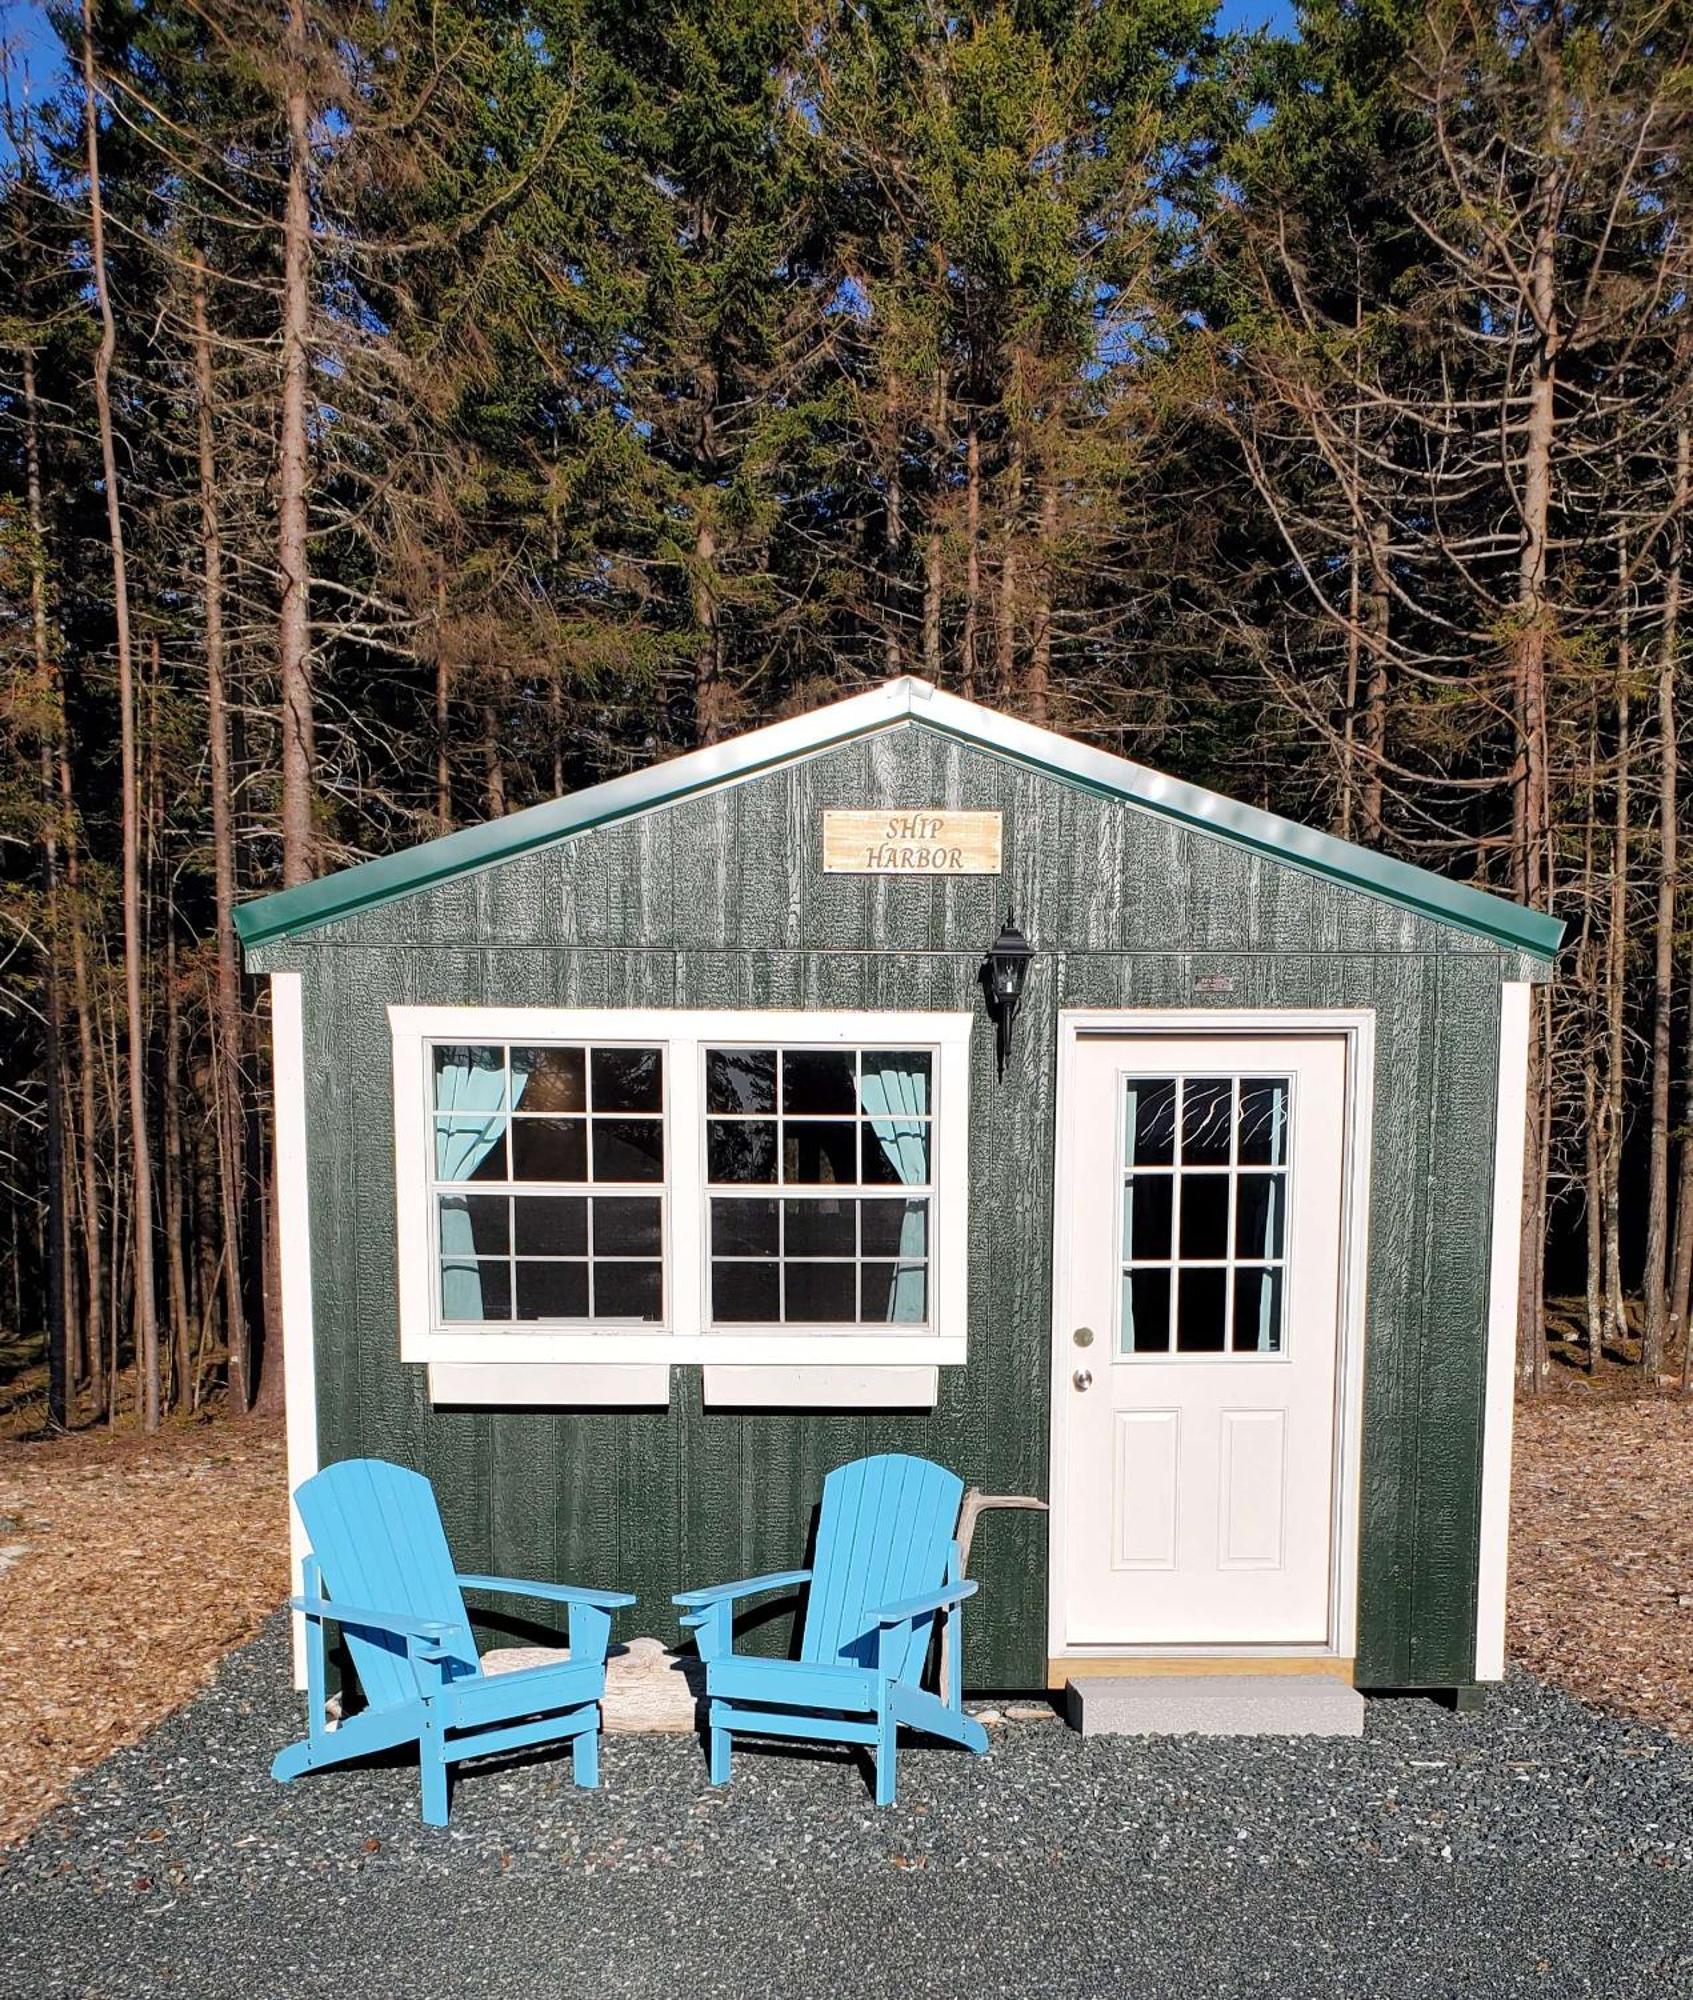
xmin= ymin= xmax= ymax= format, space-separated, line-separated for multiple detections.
xmin=591 ymin=1046 xmax=663 ymax=1113
xmin=439 ymin=1193 xmax=509 ymax=1259
xmin=591 ymin=1118 xmax=664 ymax=1182
xmin=510 ymin=1117 xmax=587 ymax=1182
xmin=1238 ymin=1079 xmax=1290 ymax=1167
xmin=1125 ymin=1079 xmax=1176 ymax=1166
xmin=513 ymin=1195 xmax=585 ymax=1257
xmin=1235 ymin=1174 xmax=1286 ymax=1260
xmin=1123 ymin=1175 xmax=1172 ymax=1261
xmin=594 ymin=1196 xmax=662 ymax=1256
xmin=441 ymin=1257 xmax=511 ymax=1322
xmin=1176 ymin=1268 xmax=1228 ymax=1352
xmin=1233 ymin=1266 xmax=1284 ymax=1353
xmin=708 ymin=1119 xmax=777 ymax=1184
xmin=859 ymin=1051 xmax=930 ymax=1117
xmin=511 ymin=1046 xmax=585 ymax=1114
xmin=433 ymin=1044 xmax=506 ymax=1112
xmin=785 ymin=1261 xmax=857 ymax=1322
xmin=1122 ymin=1268 xmax=1171 ymax=1354
xmin=593 ymin=1260 xmax=662 ymax=1321
xmin=861 ymin=1197 xmax=928 ymax=1260
xmin=1181 ymin=1080 xmax=1233 ymax=1165
xmin=1178 ymin=1174 xmax=1230 ymax=1260
xmin=435 ymin=1116 xmax=508 ymax=1182
xmin=713 ymin=1261 xmax=780 ymax=1322
xmin=861 ymin=1120 xmax=929 ymax=1186
xmin=706 ymin=1048 xmax=776 ymax=1114
xmin=784 ymin=1198 xmax=855 ymax=1256
xmin=783 ymin=1120 xmax=858 ymax=1186
xmin=861 ymin=1262 xmax=927 ymax=1324
xmin=710 ymin=1197 xmax=778 ymax=1255
xmin=782 ymin=1049 xmax=856 ymax=1115
xmin=514 ymin=1260 xmax=588 ymax=1321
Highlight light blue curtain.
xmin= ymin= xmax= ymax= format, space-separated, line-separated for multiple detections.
xmin=860 ymin=1060 xmax=928 ymax=1324
xmin=435 ymin=1048 xmax=509 ymax=1320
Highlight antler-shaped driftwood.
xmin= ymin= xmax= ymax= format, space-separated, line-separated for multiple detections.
xmin=940 ymin=1487 xmax=1049 ymax=1692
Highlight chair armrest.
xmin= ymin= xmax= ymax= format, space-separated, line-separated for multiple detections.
xmin=871 ymin=1579 xmax=978 ymax=1626
xmin=286 ymin=1594 xmax=464 ymax=1643
xmin=455 ymin=1574 xmax=637 ymax=1611
xmin=673 ymin=1568 xmax=812 ymax=1610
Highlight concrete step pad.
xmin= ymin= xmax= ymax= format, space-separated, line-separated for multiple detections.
xmin=1066 ymin=1673 xmax=1364 ymax=1738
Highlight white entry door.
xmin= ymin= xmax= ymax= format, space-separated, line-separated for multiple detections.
xmin=1055 ymin=1032 xmax=1350 ymax=1648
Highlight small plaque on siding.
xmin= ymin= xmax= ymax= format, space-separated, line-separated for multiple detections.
xmin=822 ymin=809 xmax=1003 ymax=875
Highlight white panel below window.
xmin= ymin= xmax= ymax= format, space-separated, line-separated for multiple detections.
xmin=427 ymin=1361 xmax=670 ymax=1407
xmin=701 ymin=1364 xmax=938 ymax=1410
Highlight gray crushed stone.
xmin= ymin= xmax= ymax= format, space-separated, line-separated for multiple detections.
xmin=3 ymin=1615 xmax=1691 ymax=1998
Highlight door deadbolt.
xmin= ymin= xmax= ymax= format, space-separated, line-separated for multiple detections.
xmin=1073 ymin=1325 xmax=1095 ymax=1348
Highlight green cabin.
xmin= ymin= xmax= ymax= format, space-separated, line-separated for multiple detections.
xmin=237 ymin=680 xmax=1562 ymax=1700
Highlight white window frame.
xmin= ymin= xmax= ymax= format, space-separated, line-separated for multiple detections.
xmin=391 ymin=1006 xmax=972 ymax=1368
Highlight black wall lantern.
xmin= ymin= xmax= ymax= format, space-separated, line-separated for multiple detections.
xmin=983 ymin=914 xmax=1034 ymax=1078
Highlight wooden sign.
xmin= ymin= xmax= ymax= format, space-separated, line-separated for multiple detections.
xmin=822 ymin=809 xmax=1003 ymax=875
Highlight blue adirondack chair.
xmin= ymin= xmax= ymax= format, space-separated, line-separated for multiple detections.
xmin=673 ymin=1453 xmax=988 ymax=1805
xmin=272 ymin=1458 xmax=636 ymax=1826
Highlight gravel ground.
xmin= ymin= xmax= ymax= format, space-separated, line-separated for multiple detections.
xmin=4 ymin=1618 xmax=1691 ymax=2000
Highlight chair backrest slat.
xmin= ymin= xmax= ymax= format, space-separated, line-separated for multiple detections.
xmin=800 ymin=1454 xmax=963 ymax=1683
xmin=294 ymin=1459 xmax=478 ymax=1713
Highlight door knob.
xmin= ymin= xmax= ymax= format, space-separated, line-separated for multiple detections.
xmin=1073 ymin=1368 xmax=1093 ymax=1391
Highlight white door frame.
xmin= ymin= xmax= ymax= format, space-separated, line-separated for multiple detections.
xmin=1046 ymin=1007 xmax=1376 ymax=1663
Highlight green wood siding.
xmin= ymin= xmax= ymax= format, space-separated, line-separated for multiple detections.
xmin=253 ymin=722 xmax=1515 ymax=1689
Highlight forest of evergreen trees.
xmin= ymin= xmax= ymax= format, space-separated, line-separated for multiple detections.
xmin=0 ymin=0 xmax=1688 ymax=1427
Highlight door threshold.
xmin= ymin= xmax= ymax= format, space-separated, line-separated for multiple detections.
xmin=1048 ymin=1654 xmax=1354 ymax=1688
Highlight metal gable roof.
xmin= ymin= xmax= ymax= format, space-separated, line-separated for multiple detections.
xmin=233 ymin=676 xmax=1565 ymax=960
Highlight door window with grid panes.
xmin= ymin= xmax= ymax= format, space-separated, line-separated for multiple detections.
xmin=704 ymin=1046 xmax=932 ymax=1326
xmin=431 ymin=1041 xmax=665 ymax=1324
xmin=1118 ymin=1073 xmax=1291 ymax=1356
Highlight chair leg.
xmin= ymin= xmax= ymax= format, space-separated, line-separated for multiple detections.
xmin=874 ymin=1701 xmax=897 ymax=1808
xmin=709 ymin=1720 xmax=731 ymax=1786
xmin=419 ymin=1714 xmax=449 ymax=1828
xmin=573 ymin=1721 xmax=600 ymax=1790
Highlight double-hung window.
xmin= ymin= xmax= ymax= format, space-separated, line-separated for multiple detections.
xmin=392 ymin=1008 xmax=971 ymax=1371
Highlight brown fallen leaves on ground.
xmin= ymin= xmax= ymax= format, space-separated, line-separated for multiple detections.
xmin=1510 ymin=1393 xmax=1693 ymax=1741
xmin=0 ymin=1417 xmax=286 ymax=1850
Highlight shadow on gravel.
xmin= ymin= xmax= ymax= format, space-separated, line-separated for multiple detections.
xmin=5 ymin=1613 xmax=1691 ymax=2000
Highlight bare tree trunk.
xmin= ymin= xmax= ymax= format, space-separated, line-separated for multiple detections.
xmin=278 ymin=0 xmax=317 ymax=887
xmin=883 ymin=436 xmax=903 ymax=676
xmin=1602 ymin=603 xmax=1630 ymax=1352
xmin=1359 ymin=515 xmax=1389 ymax=844
xmin=482 ymin=700 xmax=507 ymax=818
xmin=190 ymin=247 xmax=250 ymax=1410
xmin=83 ymin=3 xmax=160 ymax=1432
xmin=434 ymin=567 xmax=452 ymax=832
xmin=25 ymin=348 xmax=72 ymax=1428
xmin=995 ymin=430 xmax=1021 ymax=698
xmin=922 ymin=368 xmax=946 ymax=680
xmin=1643 ymin=423 xmax=1687 ymax=1381
xmin=1513 ymin=206 xmax=1558 ymax=1393
xmin=162 ymin=910 xmax=193 ymax=1412
xmin=960 ymin=408 xmax=980 ymax=698
xmin=1026 ymin=473 xmax=1056 ymax=726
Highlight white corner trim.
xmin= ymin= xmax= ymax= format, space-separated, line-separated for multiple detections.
xmin=271 ymin=971 xmax=318 ymax=1691
xmin=701 ymin=1364 xmax=939 ymax=1409
xmin=1476 ymin=981 xmax=1531 ymax=1682
xmin=427 ymin=1361 xmax=671 ymax=1407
